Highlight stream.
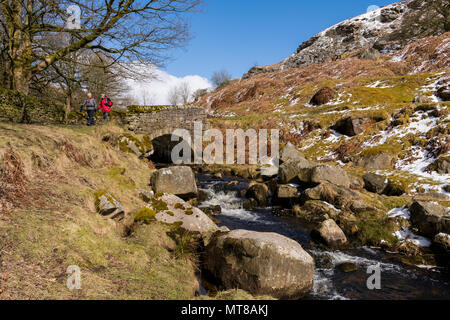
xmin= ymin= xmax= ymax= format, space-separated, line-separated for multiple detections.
xmin=196 ymin=173 xmax=450 ymax=300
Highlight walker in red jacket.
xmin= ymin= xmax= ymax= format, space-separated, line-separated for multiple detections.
xmin=98 ymin=94 xmax=113 ymax=122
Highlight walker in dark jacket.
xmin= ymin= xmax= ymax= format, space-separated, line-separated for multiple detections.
xmin=81 ymin=97 xmax=97 ymax=126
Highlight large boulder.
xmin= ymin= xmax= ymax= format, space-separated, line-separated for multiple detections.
xmin=363 ymin=173 xmax=388 ymax=194
xmin=312 ymin=219 xmax=347 ymax=248
xmin=148 ymin=193 xmax=218 ymax=235
xmin=302 ymin=182 xmax=365 ymax=212
xmin=245 ymin=183 xmax=269 ymax=207
xmin=309 ymin=165 xmax=351 ymax=188
xmin=279 ymin=158 xmax=314 ymax=184
xmin=332 ymin=116 xmax=372 ymax=136
xmin=203 ymin=229 xmax=315 ymax=299
xmin=309 ymin=87 xmax=336 ymax=106
xmin=355 ymin=152 xmax=396 ymax=170
xmin=280 ymin=142 xmax=304 ymax=163
xmin=409 ymin=201 xmax=450 ymax=237
xmin=150 ymin=166 xmax=198 ymax=200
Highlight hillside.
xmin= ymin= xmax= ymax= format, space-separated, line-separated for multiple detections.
xmin=0 ymin=123 xmax=268 ymax=300
xmin=243 ymin=0 xmax=448 ymax=77
xmin=197 ymin=31 xmax=450 ymax=200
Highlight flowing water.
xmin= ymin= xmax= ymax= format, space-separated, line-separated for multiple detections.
xmin=197 ymin=173 xmax=450 ymax=300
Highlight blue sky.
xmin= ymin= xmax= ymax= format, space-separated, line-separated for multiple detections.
xmin=164 ymin=0 xmax=396 ymax=80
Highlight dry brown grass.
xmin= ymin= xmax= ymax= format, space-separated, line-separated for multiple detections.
xmin=0 ymin=149 xmax=28 ymax=211
xmin=56 ymin=139 xmax=91 ymax=167
xmin=199 ymin=33 xmax=449 ymax=116
xmin=333 ymin=139 xmax=363 ymax=161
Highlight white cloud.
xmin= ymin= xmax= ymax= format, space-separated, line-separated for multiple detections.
xmin=123 ymin=64 xmax=212 ymax=105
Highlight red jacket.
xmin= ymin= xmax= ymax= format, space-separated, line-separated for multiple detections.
xmin=98 ymin=96 xmax=113 ymax=113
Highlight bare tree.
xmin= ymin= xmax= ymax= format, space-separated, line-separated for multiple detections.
xmin=178 ymin=81 xmax=191 ymax=105
xmin=167 ymin=86 xmax=180 ymax=106
xmin=211 ymin=69 xmax=232 ymax=88
xmin=0 ymin=0 xmax=201 ymax=94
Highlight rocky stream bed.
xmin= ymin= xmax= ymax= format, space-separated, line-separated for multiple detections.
xmin=196 ymin=173 xmax=450 ymax=300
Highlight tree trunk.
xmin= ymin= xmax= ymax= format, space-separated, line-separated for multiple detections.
xmin=64 ymin=91 xmax=73 ymax=124
xmin=12 ymin=63 xmax=31 ymax=95
xmin=5 ymin=0 xmax=33 ymax=95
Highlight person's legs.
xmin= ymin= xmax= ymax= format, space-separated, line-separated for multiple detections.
xmin=87 ymin=110 xmax=95 ymax=125
xmin=103 ymin=112 xmax=109 ymax=122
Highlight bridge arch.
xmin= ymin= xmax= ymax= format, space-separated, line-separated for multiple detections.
xmin=125 ymin=106 xmax=207 ymax=163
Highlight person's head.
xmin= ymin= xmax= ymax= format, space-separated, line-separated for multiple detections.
xmin=87 ymin=92 xmax=92 ymax=98
xmin=101 ymin=93 xmax=105 ymax=98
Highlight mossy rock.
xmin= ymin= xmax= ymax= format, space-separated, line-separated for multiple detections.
xmin=150 ymin=197 xmax=169 ymax=213
xmin=93 ymin=189 xmax=116 ymax=211
xmin=174 ymin=203 xmax=186 ymax=210
xmin=134 ymin=208 xmax=157 ymax=224
xmin=118 ymin=133 xmax=153 ymax=156
xmin=384 ymin=178 xmax=409 ymax=196
xmin=356 ymin=214 xmax=398 ymax=246
xmin=338 ymin=262 xmax=358 ymax=273
xmin=360 ymin=144 xmax=402 ymax=157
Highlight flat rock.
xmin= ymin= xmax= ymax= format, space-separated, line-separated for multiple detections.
xmin=150 ymin=194 xmax=218 ymax=235
xmin=309 ymin=164 xmax=351 ymax=188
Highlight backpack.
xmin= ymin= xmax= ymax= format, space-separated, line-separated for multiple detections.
xmin=106 ymin=97 xmax=113 ymax=108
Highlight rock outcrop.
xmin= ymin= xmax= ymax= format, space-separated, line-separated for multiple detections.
xmin=203 ymin=229 xmax=315 ymax=299
xmin=150 ymin=166 xmax=198 ymax=200
xmin=279 ymin=0 xmax=447 ymax=71
xmin=409 ymin=201 xmax=450 ymax=237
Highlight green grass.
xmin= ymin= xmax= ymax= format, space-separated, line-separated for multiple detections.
xmin=0 ymin=122 xmax=200 ymax=300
